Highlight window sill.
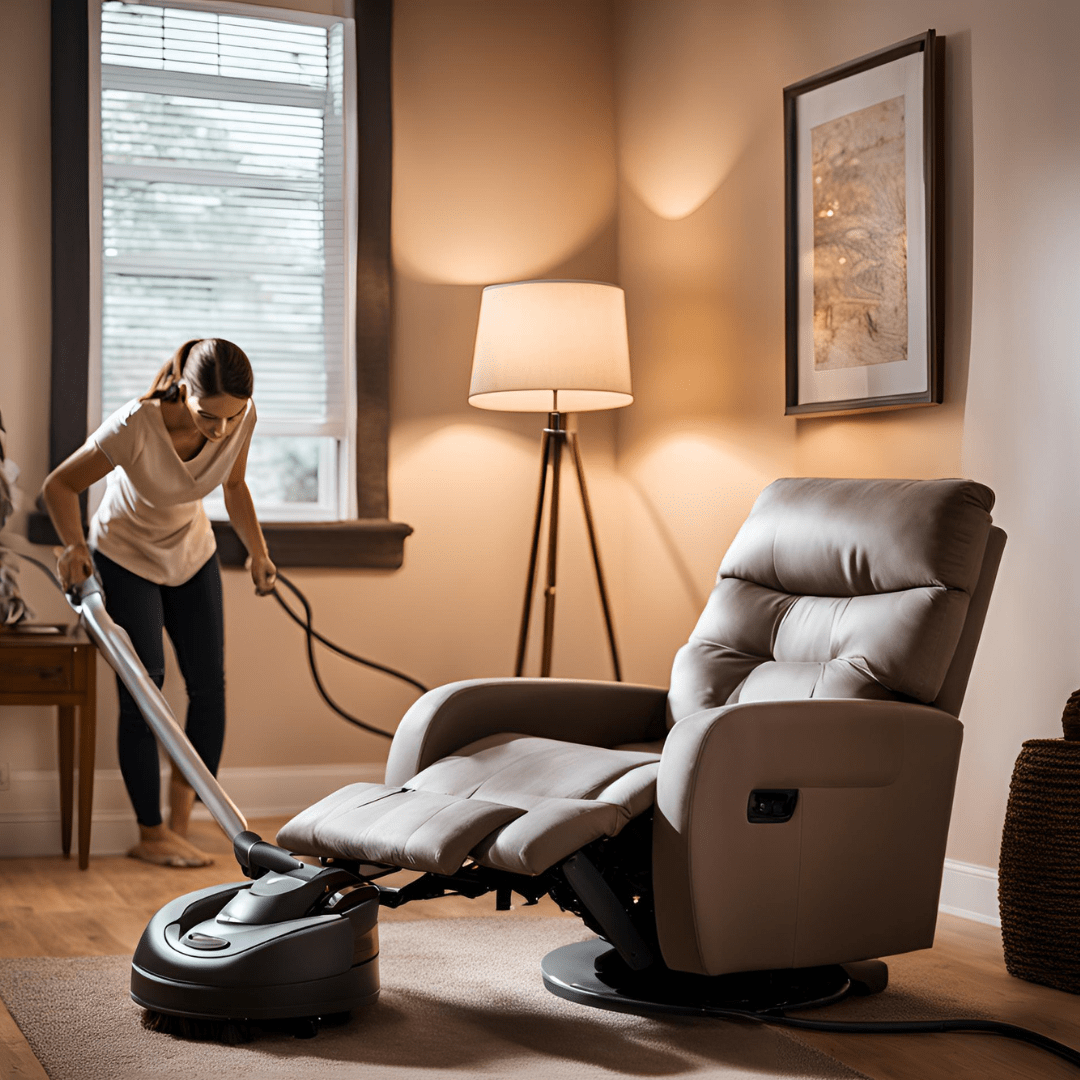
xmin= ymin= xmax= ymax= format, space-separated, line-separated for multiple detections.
xmin=212 ymin=520 xmax=412 ymax=570
xmin=27 ymin=512 xmax=413 ymax=570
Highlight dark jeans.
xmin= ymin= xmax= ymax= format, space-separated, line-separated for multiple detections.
xmin=93 ymin=550 xmax=226 ymax=828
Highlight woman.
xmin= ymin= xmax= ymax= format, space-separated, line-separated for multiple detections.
xmin=43 ymin=339 xmax=276 ymax=867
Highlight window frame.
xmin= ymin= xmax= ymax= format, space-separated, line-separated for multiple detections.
xmin=36 ymin=0 xmax=410 ymax=570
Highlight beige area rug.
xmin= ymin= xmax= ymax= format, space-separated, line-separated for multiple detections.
xmin=0 ymin=917 xmax=866 ymax=1080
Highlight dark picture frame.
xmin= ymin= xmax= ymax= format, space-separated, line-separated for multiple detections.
xmin=784 ymin=30 xmax=944 ymax=417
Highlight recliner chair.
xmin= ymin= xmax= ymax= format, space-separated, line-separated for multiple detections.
xmin=278 ymin=477 xmax=1005 ymax=1012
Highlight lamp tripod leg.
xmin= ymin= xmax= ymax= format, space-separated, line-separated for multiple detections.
xmin=514 ymin=428 xmax=552 ymax=677
xmin=539 ymin=425 xmax=563 ymax=677
xmin=515 ymin=418 xmax=619 ymax=681
xmin=568 ymin=431 xmax=622 ymax=682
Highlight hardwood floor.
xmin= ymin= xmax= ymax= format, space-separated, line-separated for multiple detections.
xmin=1 ymin=818 xmax=1078 ymax=1080
xmin=0 ymin=816 xmax=566 ymax=961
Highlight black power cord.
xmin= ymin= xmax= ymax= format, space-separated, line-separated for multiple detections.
xmin=757 ymin=1013 xmax=1080 ymax=1072
xmin=270 ymin=571 xmax=428 ymax=740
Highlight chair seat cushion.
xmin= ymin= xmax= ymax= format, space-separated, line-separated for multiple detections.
xmin=277 ymin=734 xmax=661 ymax=877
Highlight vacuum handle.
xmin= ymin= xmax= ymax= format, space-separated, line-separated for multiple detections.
xmin=69 ymin=577 xmax=250 ymax=844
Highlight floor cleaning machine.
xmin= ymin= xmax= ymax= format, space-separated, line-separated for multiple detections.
xmin=67 ymin=576 xmax=382 ymax=1035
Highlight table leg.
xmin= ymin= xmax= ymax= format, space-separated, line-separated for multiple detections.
xmin=77 ymin=652 xmax=97 ymax=870
xmin=57 ymin=706 xmax=75 ymax=858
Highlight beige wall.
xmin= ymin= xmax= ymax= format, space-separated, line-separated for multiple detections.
xmin=223 ymin=0 xmax=621 ymax=767
xmin=0 ymin=0 xmax=60 ymax=774
xmin=3 ymin=0 xmax=1078 ymax=874
xmin=613 ymin=0 xmax=1080 ymax=870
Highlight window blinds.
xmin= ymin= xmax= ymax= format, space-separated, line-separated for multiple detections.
xmin=101 ymin=4 xmax=329 ymax=85
xmin=98 ymin=1 xmax=349 ymax=454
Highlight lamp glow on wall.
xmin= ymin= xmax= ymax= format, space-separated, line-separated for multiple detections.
xmin=469 ymin=280 xmax=633 ymax=679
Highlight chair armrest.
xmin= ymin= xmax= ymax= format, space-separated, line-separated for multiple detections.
xmin=658 ymin=697 xmax=954 ymax=792
xmin=654 ymin=698 xmax=964 ymax=976
xmin=385 ymin=678 xmax=669 ymax=786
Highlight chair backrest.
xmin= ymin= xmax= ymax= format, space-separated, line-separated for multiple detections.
xmin=667 ymin=478 xmax=1001 ymax=725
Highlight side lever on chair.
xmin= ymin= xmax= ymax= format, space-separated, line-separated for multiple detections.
xmin=747 ymin=789 xmax=799 ymax=823
xmin=561 ymin=852 xmax=653 ymax=971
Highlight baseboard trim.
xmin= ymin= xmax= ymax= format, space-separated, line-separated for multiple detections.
xmin=0 ymin=762 xmax=384 ymax=858
xmin=189 ymin=763 xmax=386 ymax=820
xmin=939 ymin=857 xmax=1000 ymax=927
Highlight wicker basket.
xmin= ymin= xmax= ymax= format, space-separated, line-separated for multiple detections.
xmin=998 ymin=690 xmax=1080 ymax=993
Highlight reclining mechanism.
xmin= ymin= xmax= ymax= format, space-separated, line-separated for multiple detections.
xmin=319 ymin=809 xmax=659 ymax=966
xmin=275 ymin=477 xmax=1009 ymax=1015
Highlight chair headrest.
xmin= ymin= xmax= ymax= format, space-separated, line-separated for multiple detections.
xmin=719 ymin=478 xmax=995 ymax=597
xmin=667 ymin=477 xmax=997 ymax=723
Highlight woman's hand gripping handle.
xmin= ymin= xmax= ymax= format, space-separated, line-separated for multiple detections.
xmin=55 ymin=542 xmax=95 ymax=592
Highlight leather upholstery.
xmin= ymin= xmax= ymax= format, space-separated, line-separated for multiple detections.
xmin=653 ymin=699 xmax=963 ymax=974
xmin=668 ymin=478 xmax=995 ymax=723
xmin=277 ymin=782 xmax=524 ymax=876
xmin=407 ymin=734 xmax=660 ymax=814
xmin=932 ymin=526 xmax=1007 ymax=717
xmin=384 ymin=679 xmax=669 ymax=786
xmin=277 ymin=734 xmax=661 ymax=876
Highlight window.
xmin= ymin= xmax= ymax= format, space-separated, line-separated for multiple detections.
xmin=96 ymin=1 xmax=355 ymax=521
xmin=40 ymin=0 xmax=409 ymax=568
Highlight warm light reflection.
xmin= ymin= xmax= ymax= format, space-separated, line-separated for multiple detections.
xmin=392 ymin=1 xmax=616 ymax=284
xmin=395 ymin=422 xmax=535 ymax=484
xmin=393 ymin=178 xmax=616 ymax=286
xmin=623 ymin=429 xmax=784 ymax=552
xmin=620 ymin=139 xmax=748 ymax=222
xmin=617 ymin=0 xmax=781 ymax=221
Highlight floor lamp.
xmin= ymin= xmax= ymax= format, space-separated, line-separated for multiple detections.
xmin=468 ymin=280 xmax=633 ymax=680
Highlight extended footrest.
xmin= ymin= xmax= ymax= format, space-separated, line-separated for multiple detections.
xmin=276 ymin=783 xmax=525 ymax=876
xmin=277 ymin=735 xmax=662 ymax=877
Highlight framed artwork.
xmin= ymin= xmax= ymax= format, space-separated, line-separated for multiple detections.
xmin=784 ymin=31 xmax=944 ymax=417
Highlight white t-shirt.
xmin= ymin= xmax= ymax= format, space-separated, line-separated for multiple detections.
xmin=87 ymin=397 xmax=256 ymax=586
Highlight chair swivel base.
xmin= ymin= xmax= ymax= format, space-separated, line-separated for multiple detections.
xmin=541 ymin=938 xmax=888 ymax=1018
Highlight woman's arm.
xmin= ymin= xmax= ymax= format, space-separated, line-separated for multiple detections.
xmin=221 ymin=428 xmax=277 ymax=595
xmin=41 ymin=443 xmax=115 ymax=588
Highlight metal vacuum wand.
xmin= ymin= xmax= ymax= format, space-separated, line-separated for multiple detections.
xmin=68 ymin=577 xmax=250 ymax=843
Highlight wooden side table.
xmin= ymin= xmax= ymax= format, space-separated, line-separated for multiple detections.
xmin=0 ymin=627 xmax=97 ymax=868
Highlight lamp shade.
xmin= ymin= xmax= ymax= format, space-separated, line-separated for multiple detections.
xmin=469 ymin=280 xmax=633 ymax=413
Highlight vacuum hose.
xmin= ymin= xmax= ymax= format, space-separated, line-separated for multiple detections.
xmin=270 ymin=571 xmax=428 ymax=740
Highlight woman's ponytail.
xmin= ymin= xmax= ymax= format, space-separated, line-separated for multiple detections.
xmin=140 ymin=339 xmax=201 ymax=402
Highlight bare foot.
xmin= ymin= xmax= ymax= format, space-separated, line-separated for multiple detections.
xmin=168 ymin=770 xmax=196 ymax=838
xmin=128 ymin=824 xmax=213 ymax=867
